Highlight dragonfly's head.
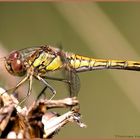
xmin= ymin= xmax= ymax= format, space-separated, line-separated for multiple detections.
xmin=5 ymin=50 xmax=26 ymax=76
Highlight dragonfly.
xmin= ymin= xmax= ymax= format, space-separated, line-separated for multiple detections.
xmin=2 ymin=45 xmax=140 ymax=103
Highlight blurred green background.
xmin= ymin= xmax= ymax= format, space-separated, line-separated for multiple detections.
xmin=0 ymin=2 xmax=140 ymax=138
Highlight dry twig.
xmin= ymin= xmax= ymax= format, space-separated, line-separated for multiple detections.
xmin=0 ymin=87 xmax=86 ymax=139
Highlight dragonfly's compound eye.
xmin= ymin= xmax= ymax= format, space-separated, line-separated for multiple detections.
xmin=5 ymin=51 xmax=26 ymax=76
xmin=8 ymin=50 xmax=20 ymax=60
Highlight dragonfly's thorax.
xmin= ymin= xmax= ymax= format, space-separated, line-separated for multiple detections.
xmin=26 ymin=47 xmax=63 ymax=76
xmin=5 ymin=50 xmax=26 ymax=76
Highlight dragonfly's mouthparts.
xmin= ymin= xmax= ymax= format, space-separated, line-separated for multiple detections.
xmin=0 ymin=56 xmax=5 ymax=60
xmin=0 ymin=56 xmax=6 ymax=63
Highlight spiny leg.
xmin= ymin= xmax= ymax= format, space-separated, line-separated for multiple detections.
xmin=17 ymin=75 xmax=33 ymax=106
xmin=37 ymin=75 xmax=56 ymax=100
xmin=46 ymin=76 xmax=76 ymax=97
xmin=14 ymin=75 xmax=29 ymax=92
xmin=1 ymin=75 xmax=29 ymax=97
xmin=46 ymin=71 xmax=80 ymax=98
xmin=36 ymin=76 xmax=70 ymax=100
xmin=36 ymin=85 xmax=48 ymax=100
xmin=0 ymin=74 xmax=31 ymax=107
xmin=46 ymin=76 xmax=70 ymax=84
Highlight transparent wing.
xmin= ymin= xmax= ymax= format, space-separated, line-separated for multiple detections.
xmin=58 ymin=47 xmax=80 ymax=97
xmin=64 ymin=68 xmax=80 ymax=97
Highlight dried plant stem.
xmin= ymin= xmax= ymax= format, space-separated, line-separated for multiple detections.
xmin=0 ymin=87 xmax=86 ymax=139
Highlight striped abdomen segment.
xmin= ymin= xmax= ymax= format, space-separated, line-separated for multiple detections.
xmin=67 ymin=54 xmax=140 ymax=72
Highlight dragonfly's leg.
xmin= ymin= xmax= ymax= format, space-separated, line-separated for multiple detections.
xmin=36 ymin=77 xmax=70 ymax=100
xmin=47 ymin=76 xmax=73 ymax=98
xmin=18 ymin=75 xmax=33 ymax=106
xmin=45 ymin=76 xmax=76 ymax=98
xmin=37 ymin=75 xmax=56 ymax=100
xmin=36 ymin=85 xmax=48 ymax=100
xmin=15 ymin=75 xmax=29 ymax=90
xmin=46 ymin=76 xmax=73 ymax=97
xmin=46 ymin=76 xmax=70 ymax=84
xmin=3 ymin=75 xmax=29 ymax=96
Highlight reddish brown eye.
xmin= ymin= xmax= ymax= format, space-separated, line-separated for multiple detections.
xmin=5 ymin=50 xmax=26 ymax=76
xmin=9 ymin=51 xmax=20 ymax=60
xmin=11 ymin=59 xmax=23 ymax=73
